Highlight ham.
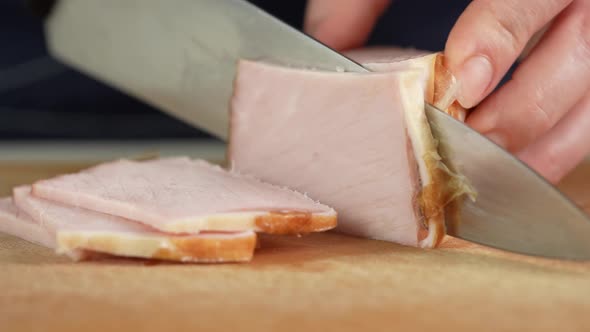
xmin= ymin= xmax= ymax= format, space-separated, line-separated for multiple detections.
xmin=1 ymin=196 xmax=120 ymax=261
xmin=345 ymin=47 xmax=467 ymax=121
xmin=228 ymin=48 xmax=470 ymax=248
xmin=32 ymin=157 xmax=337 ymax=235
xmin=346 ymin=47 xmax=472 ymax=245
xmin=11 ymin=186 xmax=257 ymax=262
xmin=0 ymin=198 xmax=55 ymax=249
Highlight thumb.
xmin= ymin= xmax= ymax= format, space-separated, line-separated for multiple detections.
xmin=444 ymin=0 xmax=572 ymax=108
xmin=304 ymin=0 xmax=391 ymax=51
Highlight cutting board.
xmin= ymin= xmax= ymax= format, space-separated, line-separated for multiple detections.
xmin=1 ymin=159 xmax=590 ymax=332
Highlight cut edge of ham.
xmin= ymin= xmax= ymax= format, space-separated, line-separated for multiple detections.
xmin=345 ymin=48 xmax=474 ymax=248
xmin=159 ymin=210 xmax=338 ymax=235
xmin=56 ymin=230 xmax=257 ymax=263
xmin=11 ymin=186 xmax=258 ymax=263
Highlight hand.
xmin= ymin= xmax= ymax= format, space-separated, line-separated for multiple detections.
xmin=446 ymin=0 xmax=590 ymax=184
xmin=305 ymin=0 xmax=590 ymax=184
xmin=304 ymin=0 xmax=391 ymax=51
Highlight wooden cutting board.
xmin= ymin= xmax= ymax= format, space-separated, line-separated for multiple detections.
xmin=1 ymin=160 xmax=590 ymax=332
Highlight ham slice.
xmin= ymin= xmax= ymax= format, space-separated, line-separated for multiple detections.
xmin=12 ymin=186 xmax=257 ymax=262
xmin=228 ymin=49 xmax=470 ymax=248
xmin=0 ymin=198 xmax=55 ymax=248
xmin=32 ymin=157 xmax=337 ymax=235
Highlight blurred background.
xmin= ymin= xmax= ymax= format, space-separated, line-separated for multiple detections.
xmin=0 ymin=0 xmax=474 ymax=161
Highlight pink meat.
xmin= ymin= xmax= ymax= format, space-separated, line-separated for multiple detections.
xmin=0 ymin=197 xmax=55 ymax=248
xmin=228 ymin=60 xmax=426 ymax=246
xmin=14 ymin=185 xmax=163 ymax=235
xmin=345 ymin=46 xmax=466 ymax=122
xmin=31 ymin=157 xmax=337 ymax=234
xmin=12 ymin=186 xmax=258 ymax=262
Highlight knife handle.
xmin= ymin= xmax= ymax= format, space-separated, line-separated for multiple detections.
xmin=24 ymin=0 xmax=58 ymax=19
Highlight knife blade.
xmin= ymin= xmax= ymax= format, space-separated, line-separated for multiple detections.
xmin=42 ymin=0 xmax=367 ymax=139
xmin=40 ymin=0 xmax=590 ymax=259
xmin=426 ymin=104 xmax=590 ymax=260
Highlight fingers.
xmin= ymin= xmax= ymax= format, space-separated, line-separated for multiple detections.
xmin=466 ymin=0 xmax=590 ymax=152
xmin=303 ymin=0 xmax=391 ymax=51
xmin=445 ymin=0 xmax=572 ymax=108
xmin=517 ymin=92 xmax=590 ymax=184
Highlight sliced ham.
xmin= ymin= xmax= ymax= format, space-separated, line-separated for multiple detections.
xmin=12 ymin=186 xmax=257 ymax=262
xmin=32 ymin=157 xmax=337 ymax=235
xmin=0 ymin=197 xmax=55 ymax=248
xmin=1 ymin=197 xmax=113 ymax=261
xmin=228 ymin=50 xmax=469 ymax=248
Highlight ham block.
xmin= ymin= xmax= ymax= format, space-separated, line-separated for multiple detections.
xmin=229 ymin=60 xmax=427 ymax=246
xmin=228 ymin=51 xmax=470 ymax=248
xmin=32 ymin=157 xmax=337 ymax=235
xmin=12 ymin=186 xmax=257 ymax=262
xmin=345 ymin=46 xmax=467 ymax=121
xmin=0 ymin=198 xmax=55 ymax=249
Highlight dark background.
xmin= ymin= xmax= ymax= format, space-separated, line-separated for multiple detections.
xmin=0 ymin=0 xmax=472 ymax=140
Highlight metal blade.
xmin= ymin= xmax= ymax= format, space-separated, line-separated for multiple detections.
xmin=426 ymin=104 xmax=590 ymax=260
xmin=45 ymin=0 xmax=368 ymax=139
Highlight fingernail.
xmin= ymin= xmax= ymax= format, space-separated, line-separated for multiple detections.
xmin=486 ymin=131 xmax=507 ymax=148
xmin=456 ymin=55 xmax=494 ymax=108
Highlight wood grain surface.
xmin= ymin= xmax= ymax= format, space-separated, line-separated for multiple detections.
xmin=1 ymin=160 xmax=589 ymax=332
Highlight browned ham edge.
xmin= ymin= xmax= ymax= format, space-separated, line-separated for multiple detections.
xmin=59 ymin=231 xmax=258 ymax=263
xmin=254 ymin=210 xmax=337 ymax=235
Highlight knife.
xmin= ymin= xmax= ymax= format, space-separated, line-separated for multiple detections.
xmin=31 ymin=0 xmax=590 ymax=259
